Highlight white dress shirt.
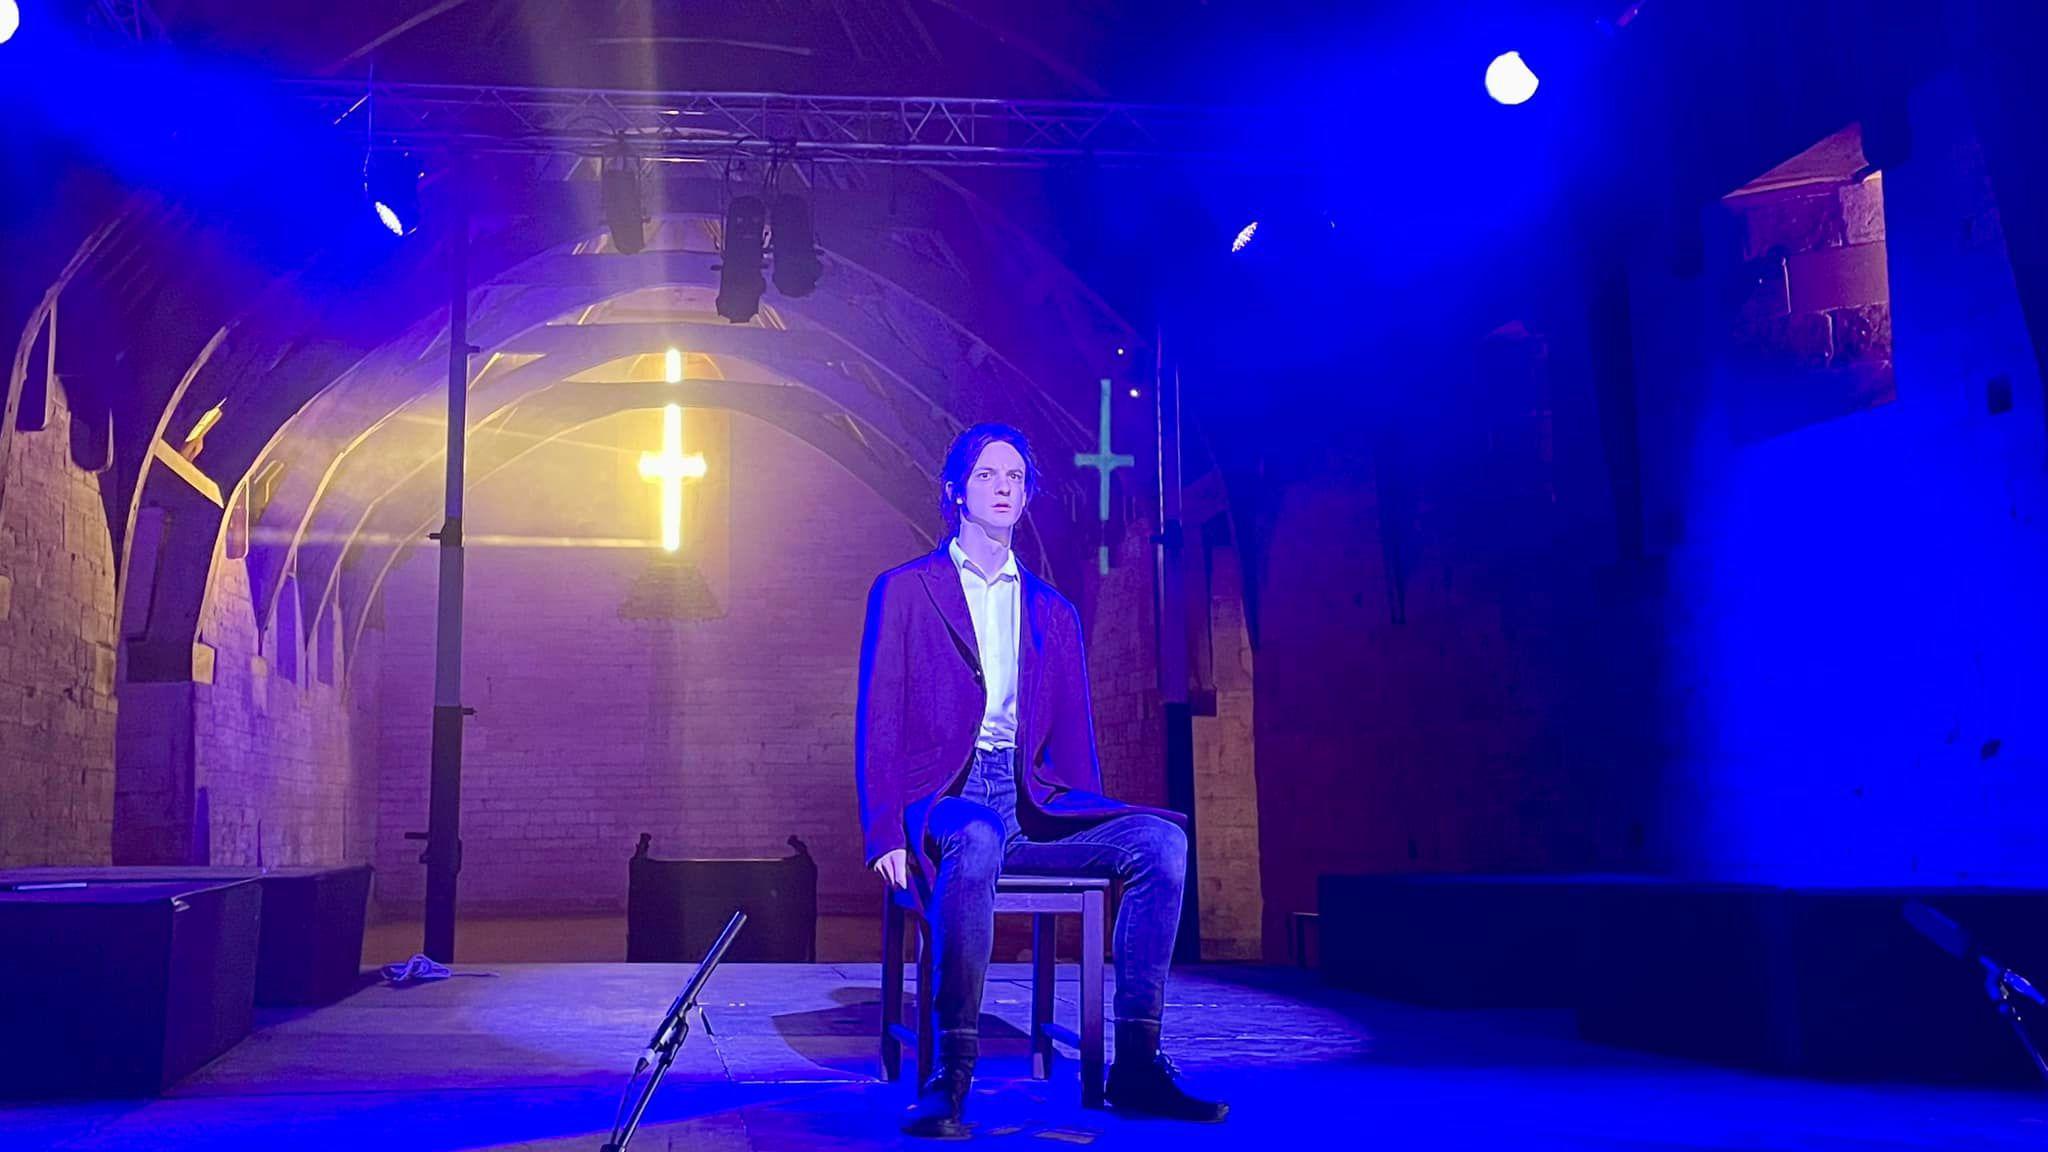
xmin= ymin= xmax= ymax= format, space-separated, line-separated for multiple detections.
xmin=949 ymin=537 xmax=1021 ymax=750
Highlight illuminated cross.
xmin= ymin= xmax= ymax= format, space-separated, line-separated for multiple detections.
xmin=638 ymin=404 xmax=707 ymax=553
xmin=1074 ymin=378 xmax=1134 ymax=575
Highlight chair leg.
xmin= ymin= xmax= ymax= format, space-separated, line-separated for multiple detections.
xmin=881 ymin=895 xmax=904 ymax=1082
xmin=1031 ymin=912 xmax=1055 ymax=1079
xmin=1080 ymin=889 xmax=1105 ymax=1109
xmin=915 ymin=919 xmax=936 ymax=1086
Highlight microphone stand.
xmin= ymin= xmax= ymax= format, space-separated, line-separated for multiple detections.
xmin=602 ymin=911 xmax=747 ymax=1152
xmin=1982 ymin=958 xmax=2048 ymax=1085
xmin=1903 ymin=900 xmax=2048 ymax=1088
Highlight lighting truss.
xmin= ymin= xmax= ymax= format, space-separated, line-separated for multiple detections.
xmin=293 ymin=80 xmax=1255 ymax=169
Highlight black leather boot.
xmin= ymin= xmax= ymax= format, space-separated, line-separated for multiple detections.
xmin=902 ymin=1033 xmax=976 ymax=1139
xmin=1104 ymin=1022 xmax=1228 ymax=1123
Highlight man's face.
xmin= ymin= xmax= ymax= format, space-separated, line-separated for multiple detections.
xmin=960 ymin=440 xmax=1028 ymax=532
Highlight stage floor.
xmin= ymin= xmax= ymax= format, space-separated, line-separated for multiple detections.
xmin=3 ymin=964 xmax=2042 ymax=1151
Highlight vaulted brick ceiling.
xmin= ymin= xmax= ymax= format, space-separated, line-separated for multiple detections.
xmin=18 ymin=0 xmax=1302 ymax=682
xmin=83 ymin=146 xmax=1151 ymax=682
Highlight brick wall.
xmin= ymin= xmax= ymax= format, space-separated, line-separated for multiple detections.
xmin=1250 ymin=457 xmax=1594 ymax=958
xmin=1192 ymin=536 xmax=1261 ymax=960
xmin=1088 ymin=517 xmax=1167 ymax=809
xmin=1083 ymin=511 xmax=1261 ymax=960
xmin=1722 ymin=137 xmax=1896 ymax=443
xmin=372 ymin=409 xmax=924 ymax=918
xmin=190 ymin=541 xmax=376 ymax=867
xmin=0 ymin=377 xmax=119 ymax=867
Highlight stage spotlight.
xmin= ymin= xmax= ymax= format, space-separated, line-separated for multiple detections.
xmin=364 ymin=150 xmax=423 ymax=236
xmin=0 ymin=0 xmax=19 ymax=45
xmin=1231 ymin=221 xmax=1258 ymax=253
xmin=716 ymin=195 xmax=768 ymax=323
xmin=602 ymin=152 xmax=645 ymax=255
xmin=1486 ymin=51 xmax=1539 ymax=105
xmin=770 ymin=193 xmax=822 ymax=297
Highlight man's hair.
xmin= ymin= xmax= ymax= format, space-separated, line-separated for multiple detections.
xmin=939 ymin=422 xmax=1039 ymax=529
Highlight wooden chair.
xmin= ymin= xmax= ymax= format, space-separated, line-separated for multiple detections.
xmin=881 ymin=874 xmax=1110 ymax=1108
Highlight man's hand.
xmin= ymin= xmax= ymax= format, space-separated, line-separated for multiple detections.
xmin=871 ymin=848 xmax=910 ymax=890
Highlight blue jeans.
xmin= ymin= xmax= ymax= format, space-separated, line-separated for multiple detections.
xmin=923 ymin=747 xmax=1188 ymax=1057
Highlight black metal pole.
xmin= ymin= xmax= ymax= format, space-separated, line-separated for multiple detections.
xmin=1997 ymin=998 xmax=2048 ymax=1086
xmin=1155 ymin=329 xmax=1200 ymax=963
xmin=604 ymin=913 xmax=748 ymax=1150
xmin=424 ymin=162 xmax=473 ymax=964
xmin=604 ymin=1020 xmax=687 ymax=1152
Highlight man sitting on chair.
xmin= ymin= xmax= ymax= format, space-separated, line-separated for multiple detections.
xmin=856 ymin=422 xmax=1228 ymax=1138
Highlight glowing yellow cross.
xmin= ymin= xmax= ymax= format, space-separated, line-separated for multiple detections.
xmin=638 ymin=404 xmax=707 ymax=552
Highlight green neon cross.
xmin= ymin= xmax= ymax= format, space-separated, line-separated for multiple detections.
xmin=1074 ymin=378 xmax=1134 ymax=574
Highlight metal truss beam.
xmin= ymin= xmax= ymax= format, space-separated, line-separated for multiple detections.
xmin=293 ymin=80 xmax=1252 ymax=169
